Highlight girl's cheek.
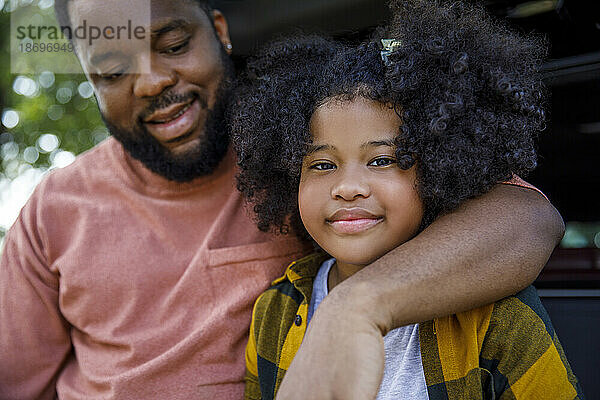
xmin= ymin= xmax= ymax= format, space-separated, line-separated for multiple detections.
xmin=298 ymin=181 xmax=310 ymax=225
xmin=298 ymin=180 xmax=324 ymax=226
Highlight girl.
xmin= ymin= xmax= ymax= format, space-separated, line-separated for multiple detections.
xmin=231 ymin=1 xmax=582 ymax=399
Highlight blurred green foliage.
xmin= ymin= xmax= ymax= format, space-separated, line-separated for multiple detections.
xmin=1 ymin=4 xmax=105 ymax=181
xmin=1 ymin=3 xmax=106 ymax=244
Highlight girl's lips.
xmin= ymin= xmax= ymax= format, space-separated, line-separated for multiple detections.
xmin=327 ymin=218 xmax=383 ymax=234
xmin=326 ymin=208 xmax=384 ymax=234
xmin=144 ymin=98 xmax=203 ymax=144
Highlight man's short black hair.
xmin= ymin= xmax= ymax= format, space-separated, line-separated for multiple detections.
xmin=54 ymin=0 xmax=215 ymax=31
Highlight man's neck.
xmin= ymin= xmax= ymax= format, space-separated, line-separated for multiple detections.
xmin=114 ymin=138 xmax=236 ymax=194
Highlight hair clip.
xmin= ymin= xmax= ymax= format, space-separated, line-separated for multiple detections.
xmin=380 ymin=39 xmax=402 ymax=66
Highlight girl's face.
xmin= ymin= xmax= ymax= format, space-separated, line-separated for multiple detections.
xmin=299 ymin=97 xmax=424 ymax=267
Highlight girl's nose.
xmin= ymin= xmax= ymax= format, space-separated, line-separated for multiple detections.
xmin=330 ymin=168 xmax=371 ymax=201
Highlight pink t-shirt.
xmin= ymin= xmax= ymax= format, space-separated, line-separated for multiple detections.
xmin=0 ymin=138 xmax=309 ymax=399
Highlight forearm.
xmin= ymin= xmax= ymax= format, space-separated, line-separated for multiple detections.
xmin=328 ymin=184 xmax=564 ymax=333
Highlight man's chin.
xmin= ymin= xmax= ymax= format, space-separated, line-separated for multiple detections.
xmin=103 ymin=118 xmax=229 ymax=182
xmin=132 ymin=137 xmax=228 ymax=182
xmin=161 ymin=133 xmax=204 ymax=158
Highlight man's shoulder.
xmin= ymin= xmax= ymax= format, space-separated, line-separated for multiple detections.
xmin=32 ymin=137 xmax=122 ymax=199
xmin=14 ymin=137 xmax=122 ymax=224
xmin=44 ymin=137 xmax=118 ymax=185
xmin=3 ymin=139 xmax=122 ymax=251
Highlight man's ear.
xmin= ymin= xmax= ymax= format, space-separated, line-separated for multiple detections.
xmin=211 ymin=9 xmax=232 ymax=54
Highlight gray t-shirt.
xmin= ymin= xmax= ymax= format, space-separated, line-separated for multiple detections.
xmin=307 ymin=258 xmax=429 ymax=400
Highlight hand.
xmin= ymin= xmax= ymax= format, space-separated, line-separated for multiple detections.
xmin=276 ymin=286 xmax=386 ymax=400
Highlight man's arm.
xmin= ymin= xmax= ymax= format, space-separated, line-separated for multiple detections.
xmin=0 ymin=192 xmax=72 ymax=399
xmin=276 ymin=184 xmax=564 ymax=400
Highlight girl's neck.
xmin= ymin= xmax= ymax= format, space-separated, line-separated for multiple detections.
xmin=327 ymin=260 xmax=367 ymax=291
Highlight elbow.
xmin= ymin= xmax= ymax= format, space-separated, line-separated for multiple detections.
xmin=508 ymin=183 xmax=565 ymax=247
xmin=536 ymin=193 xmax=565 ymax=248
xmin=518 ymin=189 xmax=565 ymax=280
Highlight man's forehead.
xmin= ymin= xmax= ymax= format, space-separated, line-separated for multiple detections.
xmin=68 ymin=0 xmax=148 ymax=26
xmin=68 ymin=0 xmax=210 ymax=75
xmin=149 ymin=0 xmax=208 ymax=20
xmin=68 ymin=0 xmax=206 ymax=26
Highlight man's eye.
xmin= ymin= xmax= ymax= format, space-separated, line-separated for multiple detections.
xmin=99 ymin=69 xmax=126 ymax=81
xmin=310 ymin=161 xmax=336 ymax=171
xmin=368 ymin=157 xmax=396 ymax=167
xmin=162 ymin=40 xmax=189 ymax=54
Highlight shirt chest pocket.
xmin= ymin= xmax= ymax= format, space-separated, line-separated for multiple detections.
xmin=204 ymin=237 xmax=308 ymax=316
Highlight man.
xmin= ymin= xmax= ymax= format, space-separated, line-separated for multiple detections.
xmin=0 ymin=0 xmax=564 ymax=399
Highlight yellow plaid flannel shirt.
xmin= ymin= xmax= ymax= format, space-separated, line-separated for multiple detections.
xmin=245 ymin=253 xmax=584 ymax=400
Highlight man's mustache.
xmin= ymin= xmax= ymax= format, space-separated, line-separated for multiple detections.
xmin=139 ymin=91 xmax=209 ymax=121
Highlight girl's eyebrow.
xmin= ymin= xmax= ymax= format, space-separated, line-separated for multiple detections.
xmin=306 ymin=144 xmax=334 ymax=155
xmin=306 ymin=139 xmax=395 ymax=155
xmin=361 ymin=139 xmax=395 ymax=149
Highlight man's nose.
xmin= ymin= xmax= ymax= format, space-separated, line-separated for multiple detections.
xmin=133 ymin=57 xmax=177 ymax=98
xmin=330 ymin=167 xmax=371 ymax=201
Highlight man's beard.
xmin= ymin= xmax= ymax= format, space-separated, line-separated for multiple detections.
xmin=101 ymin=49 xmax=235 ymax=182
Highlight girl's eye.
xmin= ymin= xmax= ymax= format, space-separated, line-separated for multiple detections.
xmin=309 ymin=161 xmax=336 ymax=171
xmin=368 ymin=157 xmax=396 ymax=167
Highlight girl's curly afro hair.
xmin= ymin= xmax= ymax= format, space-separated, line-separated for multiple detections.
xmin=230 ymin=0 xmax=548 ymax=239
